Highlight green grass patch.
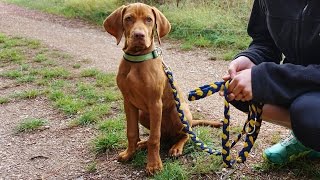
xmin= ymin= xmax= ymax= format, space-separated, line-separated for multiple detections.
xmin=93 ymin=116 xmax=126 ymax=153
xmin=77 ymin=110 xmax=100 ymax=125
xmin=76 ymin=82 xmax=99 ymax=102
xmin=86 ymin=162 xmax=97 ymax=173
xmin=34 ymin=53 xmax=48 ymax=62
xmin=16 ymin=118 xmax=46 ymax=132
xmin=132 ymin=150 xmax=147 ymax=168
xmin=253 ymin=159 xmax=320 ymax=179
xmin=0 ymin=97 xmax=10 ymax=104
xmin=16 ymin=75 xmax=36 ymax=83
xmin=93 ymin=132 xmax=126 ymax=154
xmin=73 ymin=63 xmax=81 ymax=69
xmin=0 ymin=49 xmax=24 ymax=63
xmin=48 ymin=79 xmax=68 ymax=90
xmin=72 ymin=104 xmax=111 ymax=126
xmin=13 ymin=89 xmax=43 ymax=99
xmin=270 ymin=131 xmax=281 ymax=145
xmin=95 ymin=73 xmax=116 ymax=87
xmin=0 ymin=33 xmax=6 ymax=43
xmin=152 ymin=161 xmax=189 ymax=180
xmin=98 ymin=115 xmax=125 ymax=132
xmin=80 ymin=68 xmax=100 ymax=77
xmin=20 ymin=64 xmax=30 ymax=71
xmin=190 ymin=154 xmax=222 ymax=174
xmin=0 ymin=69 xmax=23 ymax=79
xmin=38 ymin=67 xmax=70 ymax=79
xmin=53 ymin=94 xmax=86 ymax=115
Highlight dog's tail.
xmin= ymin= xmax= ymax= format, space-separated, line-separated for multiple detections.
xmin=191 ymin=120 xmax=222 ymax=128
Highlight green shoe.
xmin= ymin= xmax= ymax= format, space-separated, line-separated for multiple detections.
xmin=263 ymin=133 xmax=320 ymax=164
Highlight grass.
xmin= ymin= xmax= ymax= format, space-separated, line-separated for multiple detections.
xmin=17 ymin=75 xmax=36 ymax=83
xmin=152 ymin=161 xmax=189 ymax=180
xmin=86 ymin=162 xmax=97 ymax=173
xmin=93 ymin=116 xmax=126 ymax=153
xmin=132 ymin=150 xmax=147 ymax=168
xmin=0 ymin=69 xmax=23 ymax=79
xmin=271 ymin=131 xmax=281 ymax=145
xmin=253 ymin=159 xmax=320 ymax=179
xmin=0 ymin=97 xmax=10 ymax=104
xmin=54 ymin=95 xmax=86 ymax=115
xmin=3 ymin=0 xmax=253 ymax=60
xmin=13 ymin=89 xmax=44 ymax=99
xmin=80 ymin=68 xmax=100 ymax=77
xmin=190 ymin=154 xmax=222 ymax=175
xmin=38 ymin=67 xmax=70 ymax=79
xmin=0 ymin=49 xmax=24 ymax=63
xmin=16 ymin=118 xmax=46 ymax=132
xmin=34 ymin=53 xmax=48 ymax=62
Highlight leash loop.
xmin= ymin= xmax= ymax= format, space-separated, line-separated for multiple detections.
xmin=162 ymin=61 xmax=264 ymax=168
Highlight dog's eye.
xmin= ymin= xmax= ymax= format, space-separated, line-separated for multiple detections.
xmin=125 ymin=16 xmax=132 ymax=22
xmin=146 ymin=17 xmax=153 ymax=23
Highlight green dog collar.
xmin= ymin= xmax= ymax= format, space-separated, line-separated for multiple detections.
xmin=123 ymin=48 xmax=162 ymax=62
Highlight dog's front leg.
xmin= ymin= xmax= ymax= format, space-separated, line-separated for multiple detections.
xmin=146 ymin=100 xmax=163 ymax=175
xmin=118 ymin=99 xmax=139 ymax=162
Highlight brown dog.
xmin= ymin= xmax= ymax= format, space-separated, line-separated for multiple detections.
xmin=104 ymin=3 xmax=222 ymax=175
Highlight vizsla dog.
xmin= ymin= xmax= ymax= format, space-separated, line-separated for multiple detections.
xmin=104 ymin=3 xmax=222 ymax=175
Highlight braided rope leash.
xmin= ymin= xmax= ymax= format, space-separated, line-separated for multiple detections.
xmin=162 ymin=62 xmax=263 ymax=168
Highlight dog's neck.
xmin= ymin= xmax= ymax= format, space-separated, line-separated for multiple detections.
xmin=123 ymin=43 xmax=161 ymax=62
xmin=123 ymin=47 xmax=161 ymax=63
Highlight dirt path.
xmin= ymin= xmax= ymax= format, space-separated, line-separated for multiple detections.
xmin=0 ymin=2 xmax=295 ymax=179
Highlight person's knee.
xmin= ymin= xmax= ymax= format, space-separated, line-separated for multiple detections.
xmin=290 ymin=92 xmax=320 ymax=151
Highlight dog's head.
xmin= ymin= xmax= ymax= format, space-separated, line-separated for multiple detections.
xmin=103 ymin=3 xmax=171 ymax=54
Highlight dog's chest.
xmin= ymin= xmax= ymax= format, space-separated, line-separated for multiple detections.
xmin=117 ymin=60 xmax=169 ymax=109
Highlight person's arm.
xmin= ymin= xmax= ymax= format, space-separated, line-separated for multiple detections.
xmin=252 ymin=63 xmax=320 ymax=106
xmin=235 ymin=0 xmax=282 ymax=65
xmin=231 ymin=1 xmax=320 ymax=106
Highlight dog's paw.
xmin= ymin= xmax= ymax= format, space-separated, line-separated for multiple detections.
xmin=146 ymin=160 xmax=163 ymax=175
xmin=169 ymin=144 xmax=183 ymax=157
xmin=117 ymin=149 xmax=135 ymax=162
xmin=137 ymin=140 xmax=148 ymax=150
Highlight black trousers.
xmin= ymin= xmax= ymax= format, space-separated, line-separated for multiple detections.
xmin=230 ymin=91 xmax=320 ymax=152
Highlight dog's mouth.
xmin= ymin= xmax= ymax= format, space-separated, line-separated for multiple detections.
xmin=125 ymin=38 xmax=150 ymax=53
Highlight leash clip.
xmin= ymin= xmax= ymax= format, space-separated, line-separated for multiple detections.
xmin=153 ymin=47 xmax=162 ymax=58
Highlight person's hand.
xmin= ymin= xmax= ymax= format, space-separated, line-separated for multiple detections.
xmin=228 ymin=69 xmax=253 ymax=101
xmin=220 ymin=56 xmax=255 ymax=101
xmin=222 ymin=56 xmax=255 ymax=81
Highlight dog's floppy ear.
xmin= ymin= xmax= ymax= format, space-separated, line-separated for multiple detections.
xmin=103 ymin=5 xmax=126 ymax=45
xmin=152 ymin=7 xmax=171 ymax=45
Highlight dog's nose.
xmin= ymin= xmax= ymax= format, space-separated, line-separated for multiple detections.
xmin=133 ymin=31 xmax=145 ymax=39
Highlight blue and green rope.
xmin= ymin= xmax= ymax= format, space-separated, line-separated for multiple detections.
xmin=163 ymin=63 xmax=263 ymax=167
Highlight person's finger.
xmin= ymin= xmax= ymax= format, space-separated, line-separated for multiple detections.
xmin=235 ymin=93 xmax=243 ymax=101
xmin=222 ymin=74 xmax=230 ymax=81
xmin=227 ymin=93 xmax=235 ymax=101
xmin=219 ymin=90 xmax=224 ymax=96
xmin=231 ymin=82 xmax=243 ymax=97
xmin=228 ymin=63 xmax=237 ymax=79
xmin=243 ymin=93 xmax=252 ymax=101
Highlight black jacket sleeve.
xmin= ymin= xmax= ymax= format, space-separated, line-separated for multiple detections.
xmin=235 ymin=0 xmax=320 ymax=106
xmin=235 ymin=0 xmax=282 ymax=64
xmin=252 ymin=63 xmax=320 ymax=106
